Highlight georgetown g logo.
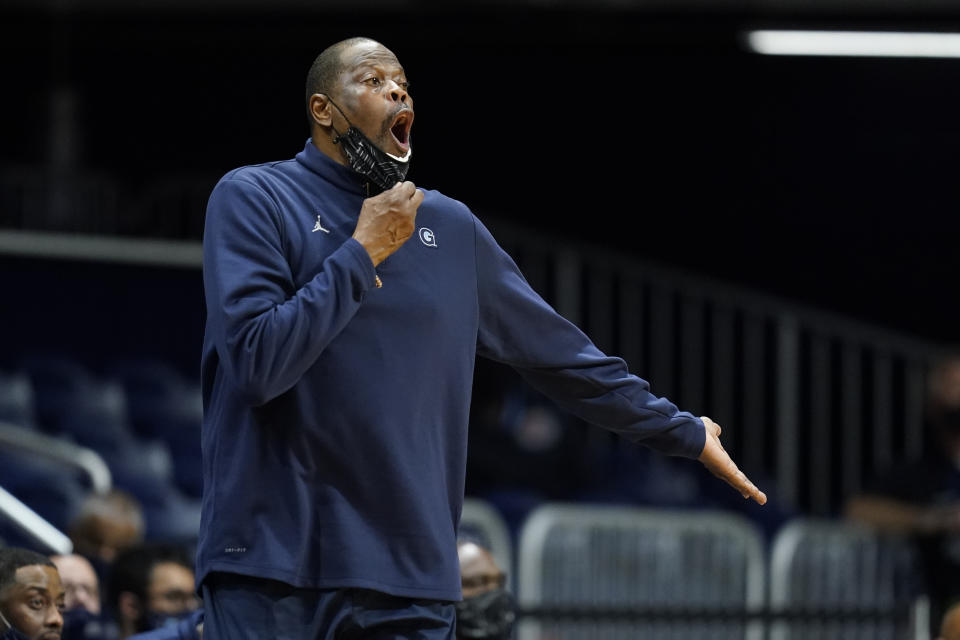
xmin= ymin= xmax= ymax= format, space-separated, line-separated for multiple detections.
xmin=419 ymin=227 xmax=437 ymax=247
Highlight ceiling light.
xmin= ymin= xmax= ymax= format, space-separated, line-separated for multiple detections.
xmin=746 ymin=30 xmax=960 ymax=58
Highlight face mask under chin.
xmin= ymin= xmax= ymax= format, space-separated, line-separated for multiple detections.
xmin=326 ymin=97 xmax=412 ymax=194
xmin=454 ymin=588 xmax=516 ymax=640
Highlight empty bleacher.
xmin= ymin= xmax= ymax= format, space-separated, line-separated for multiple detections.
xmin=0 ymin=355 xmax=201 ymax=549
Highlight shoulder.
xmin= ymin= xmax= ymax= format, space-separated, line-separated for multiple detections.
xmin=216 ymin=159 xmax=298 ymax=193
xmin=419 ymin=188 xmax=474 ymax=219
xmin=208 ymin=160 xmax=301 ymax=216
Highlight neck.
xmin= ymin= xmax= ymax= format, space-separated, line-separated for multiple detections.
xmin=310 ymin=130 xmax=349 ymax=167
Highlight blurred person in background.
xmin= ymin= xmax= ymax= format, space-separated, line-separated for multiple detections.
xmin=940 ymin=602 xmax=960 ymax=640
xmin=455 ymin=541 xmax=514 ymax=640
xmin=0 ymin=547 xmax=64 ymax=640
xmin=49 ymin=555 xmax=116 ymax=640
xmin=106 ymin=544 xmax=199 ymax=639
xmin=199 ymin=35 xmax=765 ymax=639
xmin=68 ymin=491 xmax=144 ymax=585
xmin=845 ymin=352 xmax=960 ymax=633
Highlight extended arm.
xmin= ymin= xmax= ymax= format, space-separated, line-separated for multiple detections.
xmin=473 ymin=217 xmax=765 ymax=504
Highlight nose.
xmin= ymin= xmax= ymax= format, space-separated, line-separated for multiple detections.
xmin=46 ymin=605 xmax=63 ymax=630
xmin=388 ymin=81 xmax=408 ymax=104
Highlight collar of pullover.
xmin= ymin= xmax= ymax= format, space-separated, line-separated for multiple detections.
xmin=296 ymin=138 xmax=369 ymax=196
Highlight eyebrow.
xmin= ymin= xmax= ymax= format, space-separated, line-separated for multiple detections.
xmin=24 ymin=585 xmax=51 ymax=593
xmin=353 ymin=63 xmax=406 ymax=77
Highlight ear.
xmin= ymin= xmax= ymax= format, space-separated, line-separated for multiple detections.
xmin=309 ymin=94 xmax=333 ymax=128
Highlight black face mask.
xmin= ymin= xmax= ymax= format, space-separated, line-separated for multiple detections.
xmin=455 ymin=588 xmax=516 ymax=640
xmin=61 ymin=607 xmax=118 ymax=640
xmin=143 ymin=609 xmax=197 ymax=634
xmin=327 ymin=97 xmax=412 ymax=194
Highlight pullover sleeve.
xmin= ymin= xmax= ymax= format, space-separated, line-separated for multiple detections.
xmin=473 ymin=217 xmax=705 ymax=459
xmin=202 ymin=177 xmax=376 ymax=406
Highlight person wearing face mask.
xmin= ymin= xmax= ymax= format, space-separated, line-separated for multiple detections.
xmin=0 ymin=547 xmax=64 ymax=640
xmin=845 ymin=353 xmax=960 ymax=635
xmin=105 ymin=544 xmax=199 ymax=640
xmin=49 ymin=555 xmax=117 ymax=640
xmin=198 ymin=36 xmax=766 ymax=639
xmin=455 ymin=542 xmax=514 ymax=640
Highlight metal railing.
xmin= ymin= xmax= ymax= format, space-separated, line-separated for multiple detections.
xmin=487 ymin=217 xmax=945 ymax=516
xmin=0 ymin=420 xmax=112 ymax=552
xmin=0 ymin=487 xmax=73 ymax=554
xmin=0 ymin=421 xmax=112 ymax=493
xmin=0 ymin=212 xmax=946 ymax=517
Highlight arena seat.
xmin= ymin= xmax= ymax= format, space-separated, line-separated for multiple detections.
xmin=0 ymin=449 xmax=86 ymax=532
xmin=18 ymin=355 xmax=94 ymax=432
xmin=57 ymin=380 xmax=135 ymax=453
xmin=144 ymin=490 xmax=202 ymax=545
xmin=105 ymin=358 xmax=192 ymax=439
xmin=769 ymin=518 xmax=925 ymax=640
xmin=516 ymin=502 xmax=766 ymax=640
xmin=0 ymin=370 xmax=36 ymax=428
xmin=103 ymin=440 xmax=175 ymax=507
xmin=164 ymin=413 xmax=202 ymax=499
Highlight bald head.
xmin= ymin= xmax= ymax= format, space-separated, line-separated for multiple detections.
xmin=305 ymin=37 xmax=384 ymax=112
xmin=50 ymin=554 xmax=100 ymax=615
xmin=457 ymin=541 xmax=505 ymax=599
xmin=940 ymin=602 xmax=960 ymax=640
xmin=68 ymin=489 xmax=144 ymax=565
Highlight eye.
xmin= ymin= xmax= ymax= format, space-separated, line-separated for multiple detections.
xmin=398 ymin=80 xmax=410 ymax=91
xmin=29 ymin=598 xmax=44 ymax=610
xmin=365 ymin=77 xmax=382 ymax=87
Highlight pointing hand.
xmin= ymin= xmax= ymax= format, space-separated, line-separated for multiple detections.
xmin=697 ymin=416 xmax=767 ymax=505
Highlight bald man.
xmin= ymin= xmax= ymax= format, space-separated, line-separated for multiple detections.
xmin=49 ymin=554 xmax=117 ymax=640
xmin=455 ymin=542 xmax=514 ymax=640
xmin=198 ymin=34 xmax=764 ymax=640
xmin=50 ymin=556 xmax=100 ymax=617
xmin=940 ymin=602 xmax=960 ymax=640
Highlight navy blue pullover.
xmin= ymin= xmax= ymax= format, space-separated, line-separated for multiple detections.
xmin=198 ymin=140 xmax=706 ymax=601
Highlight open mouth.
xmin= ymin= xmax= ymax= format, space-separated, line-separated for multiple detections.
xmin=389 ymin=109 xmax=414 ymax=153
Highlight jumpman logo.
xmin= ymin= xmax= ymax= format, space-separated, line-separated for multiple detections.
xmin=312 ymin=214 xmax=330 ymax=233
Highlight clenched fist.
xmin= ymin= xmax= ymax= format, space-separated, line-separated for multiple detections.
xmin=352 ymin=181 xmax=424 ymax=266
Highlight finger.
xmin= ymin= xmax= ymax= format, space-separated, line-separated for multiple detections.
xmin=411 ymin=188 xmax=425 ymax=207
xmin=700 ymin=416 xmax=721 ymax=438
xmin=701 ymin=438 xmax=767 ymax=505
xmin=721 ymin=467 xmax=767 ymax=505
xmin=398 ymin=181 xmax=417 ymax=197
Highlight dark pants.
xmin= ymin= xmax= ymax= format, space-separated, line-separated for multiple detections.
xmin=201 ymin=573 xmax=456 ymax=640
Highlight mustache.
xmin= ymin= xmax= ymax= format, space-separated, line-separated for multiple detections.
xmin=379 ymin=103 xmax=413 ymax=137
